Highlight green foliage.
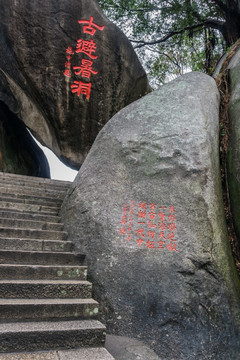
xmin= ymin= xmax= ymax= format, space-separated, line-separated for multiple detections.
xmin=98 ymin=0 xmax=239 ymax=87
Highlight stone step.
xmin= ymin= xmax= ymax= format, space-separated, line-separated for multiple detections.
xmin=0 ymin=184 xmax=67 ymax=199
xmin=0 ymin=320 xmax=105 ymax=352
xmin=0 ymin=238 xmax=73 ymax=252
xmin=0 ymin=193 xmax=63 ymax=207
xmin=0 ymin=298 xmax=99 ymax=321
xmin=0 ymin=250 xmax=85 ymax=265
xmin=0 ymin=185 xmax=68 ymax=198
xmin=0 ymin=280 xmax=92 ymax=299
xmin=0 ymin=210 xmax=61 ymax=223
xmin=0 ymin=172 xmax=71 ymax=188
xmin=0 ymin=347 xmax=115 ymax=360
xmin=0 ymin=264 xmax=88 ymax=280
xmin=58 ymin=347 xmax=115 ymax=360
xmin=0 ymin=227 xmax=68 ymax=240
xmin=0 ymin=173 xmax=108 ymax=355
xmin=0 ymin=218 xmax=64 ymax=231
xmin=0 ymin=202 xmax=59 ymax=215
xmin=0 ymin=185 xmax=67 ymax=197
xmin=0 ymin=196 xmax=61 ymax=208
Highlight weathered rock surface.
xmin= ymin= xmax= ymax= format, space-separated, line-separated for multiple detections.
xmin=222 ymin=45 xmax=240 ymax=244
xmin=105 ymin=335 xmax=161 ymax=360
xmin=0 ymin=0 xmax=150 ymax=169
xmin=0 ymin=101 xmax=50 ymax=178
xmin=61 ymin=71 xmax=240 ymax=359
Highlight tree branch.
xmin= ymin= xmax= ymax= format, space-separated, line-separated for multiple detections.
xmin=131 ymin=19 xmax=226 ymax=49
xmin=99 ymin=3 xmax=160 ymax=13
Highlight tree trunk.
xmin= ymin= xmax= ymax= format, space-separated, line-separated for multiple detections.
xmin=224 ymin=1 xmax=240 ymax=46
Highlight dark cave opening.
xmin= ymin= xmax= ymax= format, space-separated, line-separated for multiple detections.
xmin=0 ymin=101 xmax=50 ymax=178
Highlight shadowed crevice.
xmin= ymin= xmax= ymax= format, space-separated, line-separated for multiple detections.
xmin=0 ymin=101 xmax=50 ymax=178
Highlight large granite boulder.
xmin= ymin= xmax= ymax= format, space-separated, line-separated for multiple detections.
xmin=0 ymin=0 xmax=150 ymax=169
xmin=61 ymin=71 xmax=240 ymax=359
xmin=0 ymin=101 xmax=50 ymax=177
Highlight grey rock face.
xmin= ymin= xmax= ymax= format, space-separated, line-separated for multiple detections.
xmin=226 ymin=46 xmax=240 ymax=244
xmin=0 ymin=0 xmax=150 ymax=169
xmin=61 ymin=72 xmax=240 ymax=359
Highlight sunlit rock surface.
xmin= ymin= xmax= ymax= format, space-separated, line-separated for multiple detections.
xmin=61 ymin=72 xmax=240 ymax=359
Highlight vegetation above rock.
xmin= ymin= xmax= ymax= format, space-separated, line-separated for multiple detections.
xmin=99 ymin=0 xmax=240 ymax=86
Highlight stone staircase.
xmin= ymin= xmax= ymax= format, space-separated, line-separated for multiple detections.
xmin=0 ymin=172 xmax=114 ymax=359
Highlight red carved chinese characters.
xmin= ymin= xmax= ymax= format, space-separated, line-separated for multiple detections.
xmin=120 ymin=201 xmax=134 ymax=242
xmin=63 ymin=47 xmax=75 ymax=78
xmin=73 ymin=60 xmax=98 ymax=78
xmin=78 ymin=16 xmax=105 ymax=36
xmin=120 ymin=204 xmax=128 ymax=236
xmin=75 ymin=39 xmax=98 ymax=59
xmin=71 ymin=81 xmax=92 ymax=100
xmin=119 ymin=202 xmax=178 ymax=252
xmin=127 ymin=200 xmax=134 ymax=241
xmin=166 ymin=205 xmax=178 ymax=252
xmin=63 ymin=16 xmax=105 ymax=101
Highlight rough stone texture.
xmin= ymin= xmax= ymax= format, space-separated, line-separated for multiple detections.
xmin=0 ymin=250 xmax=85 ymax=266
xmin=61 ymin=72 xmax=240 ymax=359
xmin=105 ymin=335 xmax=160 ymax=360
xmin=0 ymin=265 xmax=87 ymax=280
xmin=0 ymin=348 xmax=114 ymax=360
xmin=58 ymin=347 xmax=114 ymax=360
xmin=0 ymin=320 xmax=106 ymax=352
xmin=225 ymin=46 xmax=240 ymax=244
xmin=0 ymin=101 xmax=50 ymax=178
xmin=0 ymin=352 xmax=58 ymax=360
xmin=0 ymin=0 xmax=150 ymax=169
xmin=0 ymin=280 xmax=92 ymax=299
xmin=0 ymin=298 xmax=99 ymax=321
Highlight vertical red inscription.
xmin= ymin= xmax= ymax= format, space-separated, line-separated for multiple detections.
xmin=63 ymin=47 xmax=75 ymax=78
xmin=120 ymin=201 xmax=135 ymax=242
xmin=63 ymin=16 xmax=105 ymax=101
xmin=119 ymin=202 xmax=178 ymax=252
